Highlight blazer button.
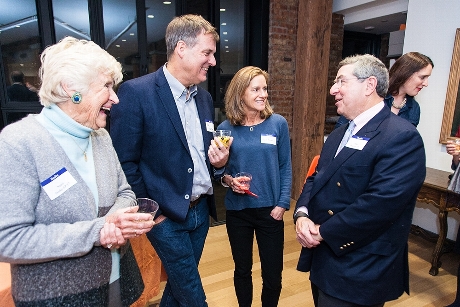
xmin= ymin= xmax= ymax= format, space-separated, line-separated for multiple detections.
xmin=337 ymin=182 xmax=341 ymax=187
xmin=328 ymin=210 xmax=334 ymax=215
xmin=185 ymin=195 xmax=190 ymax=200
xmin=188 ymin=168 xmax=193 ymax=173
xmin=340 ymin=246 xmax=344 ymax=250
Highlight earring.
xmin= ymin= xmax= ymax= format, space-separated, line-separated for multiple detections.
xmin=71 ymin=92 xmax=82 ymax=104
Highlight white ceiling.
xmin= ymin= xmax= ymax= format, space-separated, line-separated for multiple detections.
xmin=334 ymin=0 xmax=408 ymax=35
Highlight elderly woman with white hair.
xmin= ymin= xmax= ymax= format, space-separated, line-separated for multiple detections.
xmin=0 ymin=37 xmax=154 ymax=307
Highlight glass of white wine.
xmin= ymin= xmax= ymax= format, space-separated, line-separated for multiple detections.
xmin=213 ymin=130 xmax=231 ymax=148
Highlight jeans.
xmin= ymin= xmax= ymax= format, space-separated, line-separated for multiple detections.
xmin=226 ymin=207 xmax=284 ymax=307
xmin=146 ymin=198 xmax=210 ymax=307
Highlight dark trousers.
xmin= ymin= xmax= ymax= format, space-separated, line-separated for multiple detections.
xmin=226 ymin=207 xmax=284 ymax=307
xmin=311 ymin=283 xmax=385 ymax=307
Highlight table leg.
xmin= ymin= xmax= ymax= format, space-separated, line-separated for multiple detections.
xmin=430 ymin=210 xmax=448 ymax=276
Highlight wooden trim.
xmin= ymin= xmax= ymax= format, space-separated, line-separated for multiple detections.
xmin=439 ymin=28 xmax=460 ymax=143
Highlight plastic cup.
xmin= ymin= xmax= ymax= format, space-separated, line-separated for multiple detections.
xmin=213 ymin=130 xmax=231 ymax=147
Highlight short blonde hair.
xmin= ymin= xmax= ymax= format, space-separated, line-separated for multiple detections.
xmin=38 ymin=36 xmax=123 ymax=107
xmin=224 ymin=66 xmax=273 ymax=126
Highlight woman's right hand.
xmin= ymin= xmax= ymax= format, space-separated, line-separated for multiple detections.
xmin=446 ymin=141 xmax=460 ymax=168
xmin=446 ymin=141 xmax=458 ymax=156
xmin=105 ymin=206 xmax=154 ymax=240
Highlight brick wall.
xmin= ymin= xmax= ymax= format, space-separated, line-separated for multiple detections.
xmin=268 ymin=1 xmax=344 ymax=135
xmin=268 ymin=0 xmax=299 ymax=131
xmin=324 ymin=13 xmax=344 ymax=134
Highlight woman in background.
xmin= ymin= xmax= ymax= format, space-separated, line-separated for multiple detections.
xmin=335 ymin=51 xmax=433 ymax=128
xmin=209 ymin=66 xmax=292 ymax=307
xmin=0 ymin=37 xmax=154 ymax=307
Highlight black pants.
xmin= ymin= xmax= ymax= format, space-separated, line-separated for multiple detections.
xmin=226 ymin=207 xmax=284 ymax=307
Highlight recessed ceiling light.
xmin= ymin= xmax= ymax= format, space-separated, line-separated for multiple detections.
xmin=221 ymin=23 xmax=226 ymax=26
xmin=122 ymin=39 xmax=126 ymax=42
xmin=364 ymin=26 xmax=375 ymax=30
xmin=223 ymin=32 xmax=227 ymax=35
xmin=224 ymin=39 xmax=228 ymax=42
xmin=130 ymin=33 xmax=135 ymax=36
xmin=163 ymin=1 xmax=171 ymax=4
xmin=147 ymin=15 xmax=154 ymax=18
xmin=226 ymin=50 xmax=229 ymax=53
xmin=225 ymin=46 xmax=228 ymax=48
xmin=220 ymin=8 xmax=226 ymax=12
xmin=116 ymin=45 xmax=120 ymax=48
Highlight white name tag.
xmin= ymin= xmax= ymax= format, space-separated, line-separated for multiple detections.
xmin=261 ymin=134 xmax=277 ymax=145
xmin=346 ymin=135 xmax=369 ymax=150
xmin=205 ymin=120 xmax=214 ymax=132
xmin=41 ymin=167 xmax=77 ymax=200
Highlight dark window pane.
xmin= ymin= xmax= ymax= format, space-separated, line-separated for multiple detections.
xmin=103 ymin=0 xmax=138 ymax=79
xmin=53 ymin=0 xmax=91 ymax=41
xmin=146 ymin=0 xmax=175 ymax=73
xmin=1 ymin=0 xmax=41 ymax=104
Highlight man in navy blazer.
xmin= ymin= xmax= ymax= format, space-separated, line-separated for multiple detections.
xmin=110 ymin=15 xmax=229 ymax=307
xmin=294 ymin=54 xmax=426 ymax=307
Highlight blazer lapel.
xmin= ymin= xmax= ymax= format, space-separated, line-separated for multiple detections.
xmin=155 ymin=71 xmax=190 ymax=153
xmin=309 ymin=107 xmax=390 ymax=199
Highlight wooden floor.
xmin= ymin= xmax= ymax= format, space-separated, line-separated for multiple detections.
xmin=150 ymin=200 xmax=460 ymax=307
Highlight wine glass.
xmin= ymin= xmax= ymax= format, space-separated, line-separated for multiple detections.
xmin=234 ymin=172 xmax=258 ymax=197
xmin=213 ymin=130 xmax=232 ymax=148
xmin=136 ymin=198 xmax=159 ymax=219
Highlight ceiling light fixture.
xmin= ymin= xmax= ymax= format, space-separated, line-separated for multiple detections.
xmin=163 ymin=1 xmax=172 ymax=4
xmin=221 ymin=23 xmax=226 ymax=25
xmin=364 ymin=26 xmax=375 ymax=30
xmin=147 ymin=15 xmax=154 ymax=18
xmin=220 ymin=8 xmax=226 ymax=12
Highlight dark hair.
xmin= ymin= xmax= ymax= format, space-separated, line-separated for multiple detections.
xmin=10 ymin=71 xmax=24 ymax=83
xmin=388 ymin=52 xmax=434 ymax=96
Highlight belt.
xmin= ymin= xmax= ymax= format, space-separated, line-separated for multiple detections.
xmin=189 ymin=194 xmax=207 ymax=208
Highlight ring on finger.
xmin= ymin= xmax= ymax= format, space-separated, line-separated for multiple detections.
xmin=107 ymin=243 xmax=113 ymax=249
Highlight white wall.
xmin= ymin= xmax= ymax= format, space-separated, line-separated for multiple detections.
xmin=404 ymin=0 xmax=460 ymax=239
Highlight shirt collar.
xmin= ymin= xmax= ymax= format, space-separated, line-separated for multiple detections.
xmin=352 ymin=101 xmax=385 ymax=133
xmin=163 ymin=64 xmax=197 ymax=100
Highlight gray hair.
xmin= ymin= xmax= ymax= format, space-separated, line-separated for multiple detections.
xmin=38 ymin=36 xmax=123 ymax=107
xmin=165 ymin=14 xmax=219 ymax=60
xmin=338 ymin=54 xmax=389 ymax=98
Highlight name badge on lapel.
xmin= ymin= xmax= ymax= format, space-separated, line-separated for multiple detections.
xmin=41 ymin=167 xmax=77 ymax=200
xmin=205 ymin=120 xmax=214 ymax=132
xmin=346 ymin=135 xmax=369 ymax=150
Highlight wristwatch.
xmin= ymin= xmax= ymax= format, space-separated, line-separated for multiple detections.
xmin=294 ymin=211 xmax=309 ymax=224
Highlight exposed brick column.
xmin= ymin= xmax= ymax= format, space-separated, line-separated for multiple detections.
xmin=268 ymin=0 xmax=299 ymax=131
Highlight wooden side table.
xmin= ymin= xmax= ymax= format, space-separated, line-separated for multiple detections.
xmin=417 ymin=167 xmax=460 ymax=276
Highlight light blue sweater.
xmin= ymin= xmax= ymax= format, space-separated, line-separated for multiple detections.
xmin=217 ymin=114 xmax=292 ymax=211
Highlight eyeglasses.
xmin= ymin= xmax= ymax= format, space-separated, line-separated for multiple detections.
xmin=332 ymin=77 xmax=367 ymax=88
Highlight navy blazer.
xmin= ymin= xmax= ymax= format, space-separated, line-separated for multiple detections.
xmin=110 ymin=67 xmax=217 ymax=222
xmin=296 ymin=106 xmax=426 ymax=305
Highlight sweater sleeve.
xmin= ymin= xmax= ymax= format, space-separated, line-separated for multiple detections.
xmin=276 ymin=116 xmax=292 ymax=209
